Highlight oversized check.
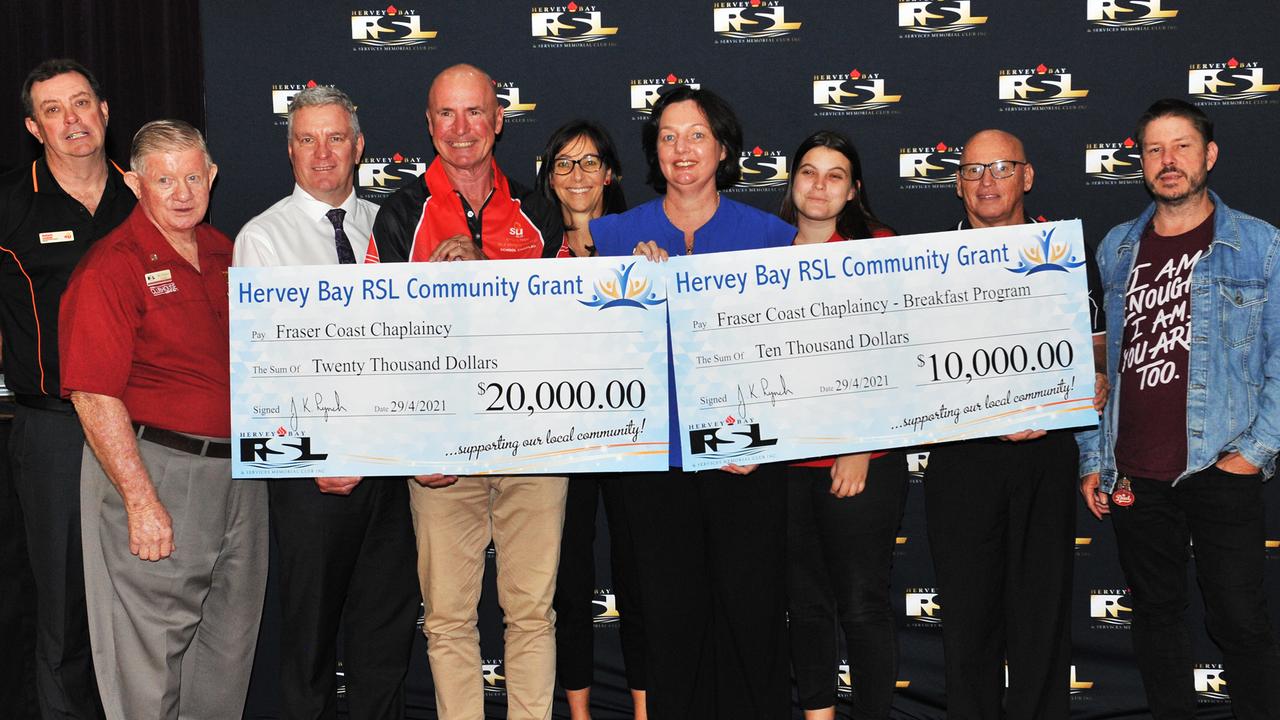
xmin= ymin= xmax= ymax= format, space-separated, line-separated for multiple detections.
xmin=229 ymin=257 xmax=669 ymax=477
xmin=666 ymin=220 xmax=1099 ymax=471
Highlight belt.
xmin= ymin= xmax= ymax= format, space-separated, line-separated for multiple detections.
xmin=15 ymin=394 xmax=76 ymax=414
xmin=133 ymin=424 xmax=232 ymax=458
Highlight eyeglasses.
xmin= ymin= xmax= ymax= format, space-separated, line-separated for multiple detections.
xmin=957 ymin=160 xmax=1027 ymax=181
xmin=552 ymin=154 xmax=604 ymax=175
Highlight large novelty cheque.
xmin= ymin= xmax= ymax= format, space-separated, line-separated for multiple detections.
xmin=666 ymin=220 xmax=1099 ymax=471
xmin=230 ymin=257 xmax=669 ymax=477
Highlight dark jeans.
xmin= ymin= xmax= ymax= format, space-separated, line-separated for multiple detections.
xmin=1111 ymin=466 xmax=1280 ymax=720
xmin=9 ymin=404 xmax=104 ymax=719
xmin=787 ymin=453 xmax=908 ymax=718
xmin=269 ymin=477 xmax=421 ymax=720
xmin=553 ymin=474 xmax=646 ymax=692
xmin=924 ymin=433 xmax=1077 ymax=720
xmin=621 ymin=466 xmax=789 ymax=720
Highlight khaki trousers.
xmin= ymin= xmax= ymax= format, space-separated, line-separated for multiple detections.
xmin=408 ymin=475 xmax=567 ymax=720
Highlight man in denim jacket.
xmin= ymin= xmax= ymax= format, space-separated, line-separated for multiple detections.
xmin=1080 ymin=98 xmax=1280 ymax=719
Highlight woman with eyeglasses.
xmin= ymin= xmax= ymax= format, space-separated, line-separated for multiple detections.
xmin=533 ymin=120 xmax=646 ymax=720
xmin=585 ymin=86 xmax=796 ymax=719
xmin=779 ymin=130 xmax=909 ymax=720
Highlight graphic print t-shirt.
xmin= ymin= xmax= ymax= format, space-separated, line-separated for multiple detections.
xmin=1114 ymin=212 xmax=1213 ymax=481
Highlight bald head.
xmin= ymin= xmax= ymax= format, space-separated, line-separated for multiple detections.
xmin=426 ymin=63 xmax=504 ymax=177
xmin=956 ymin=128 xmax=1034 ymax=228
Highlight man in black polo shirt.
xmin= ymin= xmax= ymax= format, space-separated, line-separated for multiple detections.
xmin=0 ymin=58 xmax=134 ymax=719
xmin=923 ymin=129 xmax=1106 ymax=720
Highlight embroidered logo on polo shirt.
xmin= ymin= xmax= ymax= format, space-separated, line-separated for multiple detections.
xmin=145 ymin=269 xmax=178 ymax=296
xmin=38 ymin=230 xmax=75 ymax=244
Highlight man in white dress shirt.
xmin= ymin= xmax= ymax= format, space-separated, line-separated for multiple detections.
xmin=233 ymin=85 xmax=421 ymax=720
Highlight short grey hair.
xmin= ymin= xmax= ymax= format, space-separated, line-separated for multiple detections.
xmin=130 ymin=119 xmax=213 ymax=174
xmin=287 ymin=85 xmax=361 ymax=138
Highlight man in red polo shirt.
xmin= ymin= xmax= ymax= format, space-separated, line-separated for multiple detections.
xmin=59 ymin=120 xmax=267 ymax=720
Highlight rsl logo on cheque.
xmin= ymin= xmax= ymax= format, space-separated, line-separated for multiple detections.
xmin=239 ymin=426 xmax=329 ymax=470
xmin=687 ymin=415 xmax=778 ymax=461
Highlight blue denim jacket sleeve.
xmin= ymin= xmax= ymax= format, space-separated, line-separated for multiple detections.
xmin=1227 ymin=214 xmax=1280 ymax=473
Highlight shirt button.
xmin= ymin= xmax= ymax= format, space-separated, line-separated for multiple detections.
xmin=466 ymin=211 xmax=474 ymax=218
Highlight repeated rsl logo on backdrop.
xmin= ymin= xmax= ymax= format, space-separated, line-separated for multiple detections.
xmin=350 ymin=5 xmax=438 ymax=50
xmin=531 ymin=3 xmax=618 ymax=46
xmin=904 ymin=588 xmax=942 ymax=626
xmin=630 ymin=74 xmax=701 ymax=117
xmin=1085 ymin=137 xmax=1143 ymax=185
xmin=1086 ymin=0 xmax=1177 ymax=31
xmin=835 ymin=662 xmax=910 ymax=697
xmin=813 ymin=69 xmax=903 ymax=115
xmin=239 ymin=426 xmax=329 ymax=472
xmin=593 ymin=589 xmax=620 ymax=625
xmin=357 ymin=152 xmax=427 ymax=200
xmin=271 ymin=80 xmax=318 ymax=123
xmin=733 ymin=146 xmax=789 ymax=191
xmin=899 ymin=141 xmax=962 ymax=189
xmin=494 ymin=80 xmax=537 ymax=122
xmin=1089 ymin=588 xmax=1133 ymax=629
xmin=1070 ymin=665 xmax=1095 ymax=696
xmin=1194 ymin=664 xmax=1229 ymax=701
xmin=482 ymin=660 xmax=506 ymax=696
xmin=1188 ymin=58 xmax=1280 ymax=104
xmin=712 ymin=1 xmax=801 ymax=43
xmin=999 ymin=64 xmax=1088 ymax=110
xmin=897 ymin=0 xmax=988 ymax=36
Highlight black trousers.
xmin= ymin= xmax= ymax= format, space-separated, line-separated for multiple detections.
xmin=268 ymin=477 xmax=421 ymax=720
xmin=554 ymin=474 xmax=646 ymax=691
xmin=620 ymin=466 xmax=789 ymax=720
xmin=924 ymin=433 xmax=1077 ymax=720
xmin=787 ymin=453 xmax=908 ymax=718
xmin=0 ymin=407 xmax=39 ymax=719
xmin=1111 ymin=467 xmax=1280 ymax=720
xmin=9 ymin=404 xmax=103 ymax=719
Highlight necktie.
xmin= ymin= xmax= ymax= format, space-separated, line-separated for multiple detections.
xmin=326 ymin=208 xmax=357 ymax=265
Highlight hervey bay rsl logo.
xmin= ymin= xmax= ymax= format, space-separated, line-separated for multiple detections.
xmin=904 ymin=588 xmax=942 ymax=625
xmin=357 ymin=152 xmax=427 ymax=199
xmin=271 ymin=80 xmax=317 ymax=121
xmin=494 ymin=80 xmax=537 ymax=121
xmin=1086 ymin=0 xmax=1177 ymax=30
xmin=580 ymin=263 xmax=666 ymax=310
xmin=898 ymin=0 xmax=987 ymax=35
xmin=592 ymin=590 xmax=620 ymax=625
xmin=239 ymin=426 xmax=329 ymax=471
xmin=1189 ymin=58 xmax=1280 ymax=103
xmin=482 ymin=660 xmax=506 ymax=696
xmin=813 ymin=69 xmax=903 ymax=115
xmin=735 ymin=146 xmax=789 ymax=190
xmin=350 ymin=5 xmax=438 ymax=49
xmin=1006 ymin=227 xmax=1086 ymax=275
xmin=687 ymin=415 xmax=778 ymax=462
xmin=1085 ymin=137 xmax=1143 ymax=185
xmin=998 ymin=64 xmax=1088 ymax=109
xmin=1089 ymin=588 xmax=1133 ymax=628
xmin=712 ymin=1 xmax=801 ymax=42
xmin=630 ymin=74 xmax=701 ymax=116
xmin=1194 ymin=665 xmax=1229 ymax=701
xmin=899 ymin=141 xmax=962 ymax=188
xmin=531 ymin=2 xmax=618 ymax=45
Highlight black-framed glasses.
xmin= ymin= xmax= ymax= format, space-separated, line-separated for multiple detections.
xmin=957 ymin=160 xmax=1027 ymax=181
xmin=552 ymin=154 xmax=604 ymax=175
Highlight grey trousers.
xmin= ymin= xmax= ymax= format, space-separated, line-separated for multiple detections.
xmin=81 ymin=438 xmax=268 ymax=720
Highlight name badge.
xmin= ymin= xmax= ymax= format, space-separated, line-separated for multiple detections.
xmin=145 ymin=269 xmax=173 ymax=286
xmin=39 ymin=230 xmax=74 ymax=244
